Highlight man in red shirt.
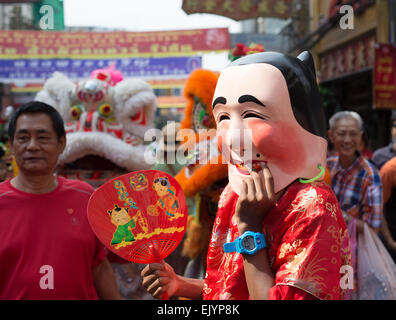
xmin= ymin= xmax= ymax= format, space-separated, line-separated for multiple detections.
xmin=0 ymin=101 xmax=121 ymax=299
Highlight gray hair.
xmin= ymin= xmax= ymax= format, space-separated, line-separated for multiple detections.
xmin=329 ymin=111 xmax=363 ymax=131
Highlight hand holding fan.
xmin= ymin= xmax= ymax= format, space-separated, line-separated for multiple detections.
xmin=87 ymin=170 xmax=188 ymax=299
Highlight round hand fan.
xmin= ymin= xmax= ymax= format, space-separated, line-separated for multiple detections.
xmin=87 ymin=170 xmax=188 ymax=266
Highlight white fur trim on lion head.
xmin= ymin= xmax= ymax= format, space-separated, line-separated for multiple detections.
xmin=112 ymin=78 xmax=157 ymax=139
xmin=58 ymin=131 xmax=154 ymax=171
xmin=34 ymin=72 xmax=75 ymax=122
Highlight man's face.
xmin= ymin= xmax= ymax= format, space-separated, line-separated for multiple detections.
xmin=11 ymin=113 xmax=65 ymax=176
xmin=329 ymin=117 xmax=362 ymax=159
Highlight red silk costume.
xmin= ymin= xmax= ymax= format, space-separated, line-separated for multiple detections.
xmin=203 ymin=180 xmax=351 ymax=300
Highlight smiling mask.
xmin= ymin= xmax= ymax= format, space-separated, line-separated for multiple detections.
xmin=212 ymin=51 xmax=328 ymax=194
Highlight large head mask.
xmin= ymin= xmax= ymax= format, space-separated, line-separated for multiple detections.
xmin=212 ymin=51 xmax=328 ymax=194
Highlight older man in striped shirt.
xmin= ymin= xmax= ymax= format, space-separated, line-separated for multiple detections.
xmin=327 ymin=111 xmax=383 ymax=234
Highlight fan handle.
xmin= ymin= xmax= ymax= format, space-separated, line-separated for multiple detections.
xmin=150 ymin=243 xmax=169 ymax=300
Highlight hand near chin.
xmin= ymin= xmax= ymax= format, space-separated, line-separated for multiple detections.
xmin=235 ymin=166 xmax=276 ymax=234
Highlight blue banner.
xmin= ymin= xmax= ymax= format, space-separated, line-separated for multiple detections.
xmin=0 ymin=56 xmax=202 ymax=82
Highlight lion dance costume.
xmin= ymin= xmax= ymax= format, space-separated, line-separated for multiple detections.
xmin=175 ymin=69 xmax=229 ymax=279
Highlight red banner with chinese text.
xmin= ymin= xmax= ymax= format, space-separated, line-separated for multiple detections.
xmin=182 ymin=0 xmax=304 ymax=21
xmin=319 ymin=32 xmax=376 ymax=82
xmin=0 ymin=28 xmax=230 ymax=58
xmin=374 ymin=43 xmax=396 ymax=109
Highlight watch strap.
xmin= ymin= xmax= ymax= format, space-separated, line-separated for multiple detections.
xmin=255 ymin=233 xmax=266 ymax=250
xmin=223 ymin=241 xmax=236 ymax=253
xmin=223 ymin=232 xmax=266 ymax=254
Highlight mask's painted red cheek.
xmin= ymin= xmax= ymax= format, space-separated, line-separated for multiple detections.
xmin=248 ymin=121 xmax=306 ymax=174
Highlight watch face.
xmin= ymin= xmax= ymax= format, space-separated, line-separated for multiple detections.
xmin=242 ymin=235 xmax=256 ymax=251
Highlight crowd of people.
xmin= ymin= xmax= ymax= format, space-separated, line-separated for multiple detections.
xmin=0 ymin=50 xmax=396 ymax=300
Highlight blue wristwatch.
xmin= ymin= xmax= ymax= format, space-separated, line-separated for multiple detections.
xmin=223 ymin=231 xmax=266 ymax=255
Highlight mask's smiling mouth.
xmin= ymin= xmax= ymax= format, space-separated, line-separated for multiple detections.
xmin=234 ymin=162 xmax=249 ymax=175
xmin=233 ymin=159 xmax=267 ymax=175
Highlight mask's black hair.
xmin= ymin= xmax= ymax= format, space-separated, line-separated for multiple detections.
xmin=228 ymin=51 xmax=327 ymax=139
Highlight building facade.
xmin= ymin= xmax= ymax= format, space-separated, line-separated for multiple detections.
xmin=309 ymin=0 xmax=394 ymax=150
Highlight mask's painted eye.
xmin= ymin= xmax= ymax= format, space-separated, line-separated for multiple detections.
xmin=70 ymin=104 xmax=84 ymax=120
xmin=244 ymin=113 xmax=260 ymax=119
xmin=218 ymin=114 xmax=230 ymax=122
xmin=242 ymin=112 xmax=268 ymax=120
xmin=98 ymin=103 xmax=114 ymax=121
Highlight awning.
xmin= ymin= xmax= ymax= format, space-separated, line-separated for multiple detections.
xmin=182 ymin=0 xmax=305 ymax=21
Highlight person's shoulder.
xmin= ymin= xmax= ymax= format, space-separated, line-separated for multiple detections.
xmin=381 ymin=156 xmax=396 ymax=170
xmin=326 ymin=155 xmax=339 ymax=169
xmin=326 ymin=155 xmax=338 ymax=163
xmin=361 ymin=156 xmax=380 ymax=175
xmin=357 ymin=157 xmax=383 ymax=187
xmin=373 ymin=145 xmax=390 ymax=157
xmin=59 ymin=177 xmax=95 ymax=195
xmin=294 ymin=180 xmax=334 ymax=197
xmin=0 ymin=179 xmax=12 ymax=195
xmin=380 ymin=156 xmax=396 ymax=178
xmin=281 ymin=181 xmax=340 ymax=224
xmin=284 ymin=180 xmax=335 ymax=205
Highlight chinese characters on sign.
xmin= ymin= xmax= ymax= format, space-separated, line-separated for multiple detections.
xmin=0 ymin=29 xmax=230 ymax=58
xmin=182 ymin=0 xmax=304 ymax=21
xmin=0 ymin=57 xmax=202 ymax=82
xmin=374 ymin=43 xmax=396 ymax=109
xmin=319 ymin=33 xmax=376 ymax=82
xmin=0 ymin=28 xmax=228 ymax=84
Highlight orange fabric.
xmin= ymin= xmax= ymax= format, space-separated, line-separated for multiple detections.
xmin=176 ymin=69 xmax=227 ymax=197
xmin=180 ymin=69 xmax=219 ymax=130
xmin=324 ymin=167 xmax=332 ymax=186
xmin=379 ymin=157 xmax=396 ymax=203
xmin=178 ymin=69 xmax=227 ymax=262
xmin=175 ymin=156 xmax=228 ymax=197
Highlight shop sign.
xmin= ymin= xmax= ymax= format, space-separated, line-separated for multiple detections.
xmin=374 ymin=43 xmax=396 ymax=109
xmin=319 ymin=33 xmax=376 ymax=81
